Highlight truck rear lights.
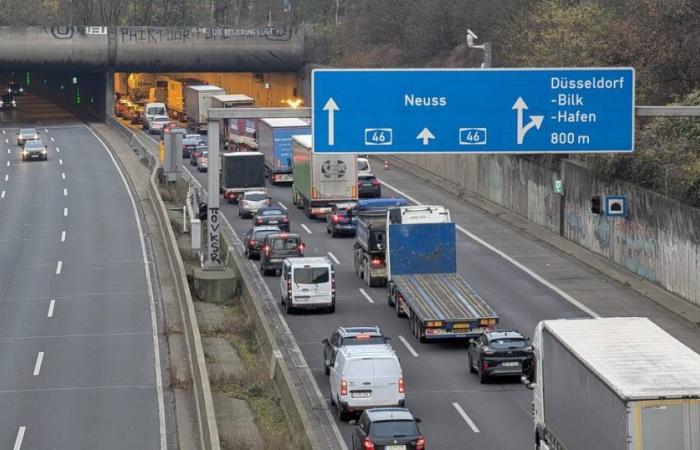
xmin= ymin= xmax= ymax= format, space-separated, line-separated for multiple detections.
xmin=398 ymin=377 xmax=405 ymax=394
xmin=340 ymin=379 xmax=348 ymax=396
xmin=370 ymin=258 xmax=384 ymax=268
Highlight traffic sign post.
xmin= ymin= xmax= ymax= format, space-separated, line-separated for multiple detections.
xmin=312 ymin=68 xmax=635 ymax=154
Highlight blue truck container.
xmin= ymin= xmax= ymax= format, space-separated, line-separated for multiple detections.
xmin=351 ymin=198 xmax=408 ymax=287
xmin=257 ymin=118 xmax=310 ymax=184
xmin=386 ymin=222 xmax=499 ymax=342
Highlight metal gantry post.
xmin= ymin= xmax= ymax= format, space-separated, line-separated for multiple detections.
xmin=205 ymin=118 xmax=223 ymax=270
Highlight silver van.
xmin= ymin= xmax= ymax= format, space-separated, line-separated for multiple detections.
xmin=329 ymin=346 xmax=405 ymax=421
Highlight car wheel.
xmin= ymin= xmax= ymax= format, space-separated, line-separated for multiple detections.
xmin=328 ymin=303 xmax=335 ymax=313
xmin=469 ymin=352 xmax=477 ymax=373
xmin=478 ymin=362 xmax=488 ymax=384
xmin=285 ymin=298 xmax=292 ymax=314
xmin=337 ymin=402 xmax=350 ymax=422
xmin=324 ymin=364 xmax=330 ymax=376
xmin=331 ymin=228 xmax=336 ymax=238
xmin=280 ymin=293 xmax=285 ymax=305
xmin=330 ymin=394 xmax=336 ymax=406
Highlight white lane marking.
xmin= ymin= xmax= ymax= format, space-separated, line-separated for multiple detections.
xmin=1 ymin=191 xmax=5 ymax=199
xmin=33 ymin=352 xmax=44 ymax=376
xmin=56 ymin=147 xmax=60 ymax=153
xmin=1 ymin=130 xmax=5 ymax=134
xmin=327 ymin=251 xmax=340 ymax=264
xmin=61 ymin=172 xmax=66 ymax=180
xmin=379 ymin=180 xmax=600 ymax=318
xmin=398 ymin=335 xmax=419 ymax=357
xmin=44 ymin=128 xmax=48 ymax=133
xmin=453 ymin=402 xmax=480 ymax=433
xmin=6 ymin=161 xmax=9 ymax=167
xmin=55 ymin=261 xmax=62 ymax=275
xmin=277 ymin=201 xmax=287 ymax=209
xmin=59 ymin=159 xmax=63 ymax=165
xmin=86 ymin=126 xmax=167 ymax=449
xmin=300 ymin=223 xmax=312 ymax=234
xmin=63 ymin=207 xmax=68 ymax=217
xmin=60 ymin=230 xmax=66 ymax=242
xmin=13 ymin=426 xmax=26 ymax=450
xmin=359 ymin=288 xmax=375 ymax=304
xmin=4 ymin=138 xmax=8 ymax=144
xmin=50 ymin=137 xmax=55 ymax=142
xmin=63 ymin=188 xmax=67 ymax=196
xmin=4 ymin=174 xmax=8 ymax=181
xmin=7 ymin=148 xmax=9 ymax=154
xmin=47 ymin=299 xmax=56 ymax=318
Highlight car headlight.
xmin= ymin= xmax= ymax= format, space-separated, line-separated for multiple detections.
xmin=41 ymin=149 xmax=47 ymax=154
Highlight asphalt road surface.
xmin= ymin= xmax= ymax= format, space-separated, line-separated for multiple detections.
xmin=0 ymin=94 xmax=168 ymax=449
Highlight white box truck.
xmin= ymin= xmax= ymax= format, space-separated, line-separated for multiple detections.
xmin=291 ymin=135 xmax=357 ymax=218
xmin=184 ymin=85 xmax=225 ymax=133
xmin=529 ymin=317 xmax=700 ymax=450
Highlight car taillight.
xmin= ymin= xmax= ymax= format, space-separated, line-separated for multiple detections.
xmin=281 ymin=217 xmax=289 ymax=223
xmin=249 ymin=239 xmax=256 ymax=246
xmin=416 ymin=435 xmax=425 ymax=450
xmin=371 ymin=179 xmax=380 ymax=186
xmin=263 ymin=245 xmax=270 ymax=255
xmin=298 ymin=243 xmax=305 ymax=255
xmin=287 ymin=278 xmax=292 ymax=292
xmin=340 ymin=379 xmax=348 ymax=396
xmin=370 ymin=258 xmax=383 ymax=268
xmin=483 ymin=360 xmax=490 ymax=369
xmin=256 ymin=219 xmax=264 ymax=225
xmin=363 ymin=438 xmax=374 ymax=450
xmin=330 ymin=214 xmax=338 ymax=223
xmin=265 ymin=199 xmax=271 ymax=206
xmin=398 ymin=377 xmax=405 ymax=394
xmin=331 ymin=274 xmax=336 ymax=293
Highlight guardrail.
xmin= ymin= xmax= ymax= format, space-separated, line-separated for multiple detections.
xmin=107 ymin=118 xmax=346 ymax=449
xmin=107 ymin=116 xmax=221 ymax=450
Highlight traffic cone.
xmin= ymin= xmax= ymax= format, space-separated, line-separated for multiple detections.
xmin=384 ymin=160 xmax=389 ymax=170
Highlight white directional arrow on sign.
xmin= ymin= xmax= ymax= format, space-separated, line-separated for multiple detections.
xmin=323 ymin=98 xmax=339 ymax=146
xmin=416 ymin=127 xmax=436 ymax=145
xmin=512 ymin=97 xmax=544 ymax=144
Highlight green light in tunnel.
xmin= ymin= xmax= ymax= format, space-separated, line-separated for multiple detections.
xmin=75 ymin=86 xmax=81 ymax=104
xmin=25 ymin=72 xmax=31 ymax=87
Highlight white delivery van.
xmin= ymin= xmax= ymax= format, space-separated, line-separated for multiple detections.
xmin=280 ymin=257 xmax=335 ymax=314
xmin=142 ymin=102 xmax=167 ymax=130
xmin=329 ymin=346 xmax=405 ymax=421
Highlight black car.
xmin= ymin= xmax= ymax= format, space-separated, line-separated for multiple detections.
xmin=358 ymin=175 xmax=382 ymax=198
xmin=259 ymin=233 xmax=303 ymax=276
xmin=322 ymin=326 xmax=390 ymax=375
xmin=468 ymin=329 xmax=534 ymax=383
xmin=352 ymin=408 xmax=425 ymax=450
xmin=253 ymin=207 xmax=289 ymax=232
xmin=7 ymin=81 xmax=23 ymax=96
xmin=326 ymin=203 xmax=356 ymax=238
xmin=243 ymin=225 xmax=280 ymax=259
xmin=21 ymin=139 xmax=47 ymax=161
xmin=0 ymin=94 xmax=16 ymax=110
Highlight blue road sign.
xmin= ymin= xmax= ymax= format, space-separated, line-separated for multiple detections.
xmin=605 ymin=195 xmax=627 ymax=217
xmin=312 ymin=68 xmax=635 ymax=154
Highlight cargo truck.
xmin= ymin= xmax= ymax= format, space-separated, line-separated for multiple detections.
xmin=211 ymin=94 xmax=255 ymax=151
xmin=291 ymin=135 xmax=357 ymax=218
xmin=386 ymin=206 xmax=498 ymax=341
xmin=166 ymin=78 xmax=207 ymax=121
xmin=258 ymin=119 xmax=310 ymax=184
xmin=352 ymin=198 xmax=409 ymax=287
xmin=221 ymin=152 xmax=266 ymax=203
xmin=527 ymin=317 xmax=700 ymax=450
xmin=184 ymin=85 xmax=225 ymax=132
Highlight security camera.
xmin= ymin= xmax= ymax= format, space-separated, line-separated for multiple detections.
xmin=467 ymin=29 xmax=478 ymax=40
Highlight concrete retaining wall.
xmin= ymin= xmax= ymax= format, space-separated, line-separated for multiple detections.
xmin=392 ymin=153 xmax=700 ymax=307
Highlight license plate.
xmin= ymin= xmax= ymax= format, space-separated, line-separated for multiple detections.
xmin=268 ymin=220 xmax=278 ymax=224
xmin=502 ymin=362 xmax=520 ymax=367
xmin=269 ymin=258 xmax=281 ymax=262
xmin=386 ymin=446 xmax=406 ymax=450
xmin=351 ymin=391 xmax=371 ymax=398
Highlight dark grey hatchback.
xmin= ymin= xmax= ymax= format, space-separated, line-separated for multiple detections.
xmin=253 ymin=206 xmax=290 ymax=232
xmin=259 ymin=233 xmax=304 ymax=276
xmin=352 ymin=408 xmax=425 ymax=450
xmin=467 ymin=329 xmax=534 ymax=383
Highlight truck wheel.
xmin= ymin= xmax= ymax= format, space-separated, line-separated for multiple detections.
xmin=387 ymin=289 xmax=395 ymax=307
xmin=285 ymin=299 xmax=293 ymax=314
xmin=395 ymin=296 xmax=404 ymax=317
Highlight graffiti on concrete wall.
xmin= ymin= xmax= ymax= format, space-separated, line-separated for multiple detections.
xmin=118 ymin=26 xmax=291 ymax=44
xmin=544 ymin=191 xmax=559 ymax=219
xmin=593 ymin=216 xmax=611 ymax=253
xmin=44 ymin=26 xmax=107 ymax=39
xmin=614 ymin=220 xmax=657 ymax=281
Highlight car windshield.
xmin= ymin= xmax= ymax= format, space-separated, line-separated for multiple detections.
xmin=20 ymin=129 xmax=36 ymax=135
xmin=148 ymin=106 xmax=166 ymax=116
xmin=358 ymin=160 xmax=369 ymax=171
xmin=343 ymin=336 xmax=385 ymax=346
xmin=261 ymin=209 xmax=284 ymax=216
xmin=269 ymin=236 xmax=300 ymax=250
xmin=371 ymin=420 xmax=418 ymax=438
xmin=253 ymin=230 xmax=277 ymax=240
xmin=293 ymin=267 xmax=329 ymax=284
xmin=186 ymin=134 xmax=200 ymax=140
xmin=488 ymin=338 xmax=527 ymax=349
xmin=245 ymin=193 xmax=266 ymax=201
xmin=25 ymin=141 xmax=43 ymax=150
xmin=200 ymin=152 xmax=208 ymax=158
xmin=359 ymin=175 xmax=376 ymax=181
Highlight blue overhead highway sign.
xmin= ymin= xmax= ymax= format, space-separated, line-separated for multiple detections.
xmin=312 ymin=68 xmax=635 ymax=154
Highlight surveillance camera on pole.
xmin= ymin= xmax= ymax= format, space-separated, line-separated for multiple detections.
xmin=466 ymin=27 xmax=491 ymax=68
xmin=467 ymin=29 xmax=478 ymax=47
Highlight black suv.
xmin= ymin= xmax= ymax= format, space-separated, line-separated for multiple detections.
xmin=468 ymin=329 xmax=534 ymax=383
xmin=326 ymin=203 xmax=355 ymax=238
xmin=0 ymin=94 xmax=16 ymax=110
xmin=322 ymin=326 xmax=390 ymax=375
xmin=7 ymin=81 xmax=23 ymax=96
xmin=259 ymin=233 xmax=304 ymax=276
xmin=352 ymin=408 xmax=424 ymax=450
xmin=243 ymin=225 xmax=280 ymax=259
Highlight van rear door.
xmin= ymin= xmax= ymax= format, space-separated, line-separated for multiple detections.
xmin=345 ymin=358 xmax=375 ymax=408
xmin=371 ymin=357 xmax=401 ymax=407
xmin=292 ymin=265 xmax=332 ymax=306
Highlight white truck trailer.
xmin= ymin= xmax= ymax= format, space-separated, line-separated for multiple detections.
xmin=183 ymin=85 xmax=225 ymax=132
xmin=529 ymin=317 xmax=700 ymax=450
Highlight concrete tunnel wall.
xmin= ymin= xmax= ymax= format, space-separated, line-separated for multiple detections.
xmin=0 ymin=26 xmax=304 ymax=73
xmin=29 ymin=71 xmax=109 ymax=119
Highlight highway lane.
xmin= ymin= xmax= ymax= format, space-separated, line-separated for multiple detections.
xmin=0 ymin=95 xmax=168 ymax=449
xmin=134 ymin=125 xmax=580 ymax=449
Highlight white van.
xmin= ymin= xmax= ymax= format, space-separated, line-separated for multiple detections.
xmin=329 ymin=346 xmax=405 ymax=421
xmin=142 ymin=102 xmax=167 ymax=130
xmin=279 ymin=257 xmax=335 ymax=314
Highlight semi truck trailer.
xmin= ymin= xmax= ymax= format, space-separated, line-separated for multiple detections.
xmin=221 ymin=151 xmax=266 ymax=203
xmin=211 ymin=94 xmax=255 ymax=151
xmin=183 ymin=85 xmax=225 ymax=132
xmin=257 ymin=118 xmax=310 ymax=184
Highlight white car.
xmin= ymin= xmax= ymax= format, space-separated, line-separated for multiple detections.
xmin=279 ymin=257 xmax=335 ymax=314
xmin=357 ymin=157 xmax=373 ymax=178
xmin=149 ymin=116 xmax=170 ymax=134
xmin=238 ymin=190 xmax=270 ymax=218
xmin=329 ymin=345 xmax=404 ymax=421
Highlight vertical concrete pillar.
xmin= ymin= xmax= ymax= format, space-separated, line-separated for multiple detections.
xmin=105 ymin=71 xmax=115 ymax=117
